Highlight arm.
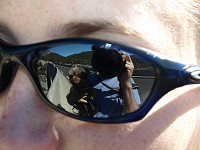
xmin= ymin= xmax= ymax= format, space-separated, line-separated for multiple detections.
xmin=120 ymin=54 xmax=139 ymax=114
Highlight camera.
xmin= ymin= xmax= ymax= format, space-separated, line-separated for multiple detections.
xmin=91 ymin=45 xmax=125 ymax=79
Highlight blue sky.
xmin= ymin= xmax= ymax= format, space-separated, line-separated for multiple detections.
xmin=49 ymin=44 xmax=92 ymax=56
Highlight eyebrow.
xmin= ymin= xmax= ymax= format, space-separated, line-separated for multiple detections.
xmin=0 ymin=20 xmax=143 ymax=44
xmin=61 ymin=21 xmax=108 ymax=36
xmin=53 ymin=21 xmax=143 ymax=39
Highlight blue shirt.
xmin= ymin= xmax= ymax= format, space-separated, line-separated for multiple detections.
xmin=87 ymin=73 xmax=141 ymax=118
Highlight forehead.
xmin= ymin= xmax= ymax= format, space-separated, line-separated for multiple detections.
xmin=0 ymin=0 xmax=189 ymax=57
xmin=0 ymin=0 xmax=196 ymax=63
xmin=0 ymin=0 xmax=145 ymax=22
xmin=0 ymin=0 xmax=156 ymax=41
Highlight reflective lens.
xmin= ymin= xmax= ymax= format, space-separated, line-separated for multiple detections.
xmin=36 ymin=43 xmax=156 ymax=120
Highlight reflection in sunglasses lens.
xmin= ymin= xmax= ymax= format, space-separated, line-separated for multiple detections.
xmin=36 ymin=43 xmax=156 ymax=120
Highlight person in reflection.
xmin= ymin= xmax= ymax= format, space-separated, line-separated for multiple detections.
xmin=67 ymin=59 xmax=140 ymax=118
xmin=66 ymin=67 xmax=99 ymax=117
xmin=87 ymin=47 xmax=141 ymax=118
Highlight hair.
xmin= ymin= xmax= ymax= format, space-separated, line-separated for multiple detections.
xmin=68 ymin=67 xmax=88 ymax=78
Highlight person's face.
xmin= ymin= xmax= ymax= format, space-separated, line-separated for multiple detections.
xmin=0 ymin=0 xmax=200 ymax=150
xmin=70 ymin=74 xmax=81 ymax=85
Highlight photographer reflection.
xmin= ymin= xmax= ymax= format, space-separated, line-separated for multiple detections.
xmin=66 ymin=67 xmax=99 ymax=117
xmin=88 ymin=45 xmax=141 ymax=117
xmin=119 ymin=52 xmax=140 ymax=113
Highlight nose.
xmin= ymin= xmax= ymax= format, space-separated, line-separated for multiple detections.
xmin=0 ymin=67 xmax=59 ymax=150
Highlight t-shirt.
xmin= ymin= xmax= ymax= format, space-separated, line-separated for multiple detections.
xmin=87 ymin=73 xmax=141 ymax=118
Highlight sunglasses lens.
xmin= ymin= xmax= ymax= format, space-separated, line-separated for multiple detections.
xmin=36 ymin=41 xmax=156 ymax=122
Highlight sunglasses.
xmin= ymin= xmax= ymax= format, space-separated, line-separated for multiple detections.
xmin=0 ymin=38 xmax=200 ymax=123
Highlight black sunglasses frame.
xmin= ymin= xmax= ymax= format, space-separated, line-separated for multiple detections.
xmin=0 ymin=38 xmax=200 ymax=123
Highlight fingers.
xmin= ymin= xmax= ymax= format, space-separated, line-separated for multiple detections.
xmin=118 ymin=52 xmax=134 ymax=76
xmin=125 ymin=61 xmax=134 ymax=69
xmin=78 ymin=96 xmax=88 ymax=103
xmin=78 ymin=99 xmax=88 ymax=103
xmin=125 ymin=54 xmax=133 ymax=63
xmin=120 ymin=51 xmax=133 ymax=63
xmin=124 ymin=55 xmax=134 ymax=72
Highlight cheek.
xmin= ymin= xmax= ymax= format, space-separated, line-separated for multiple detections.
xmin=53 ymin=115 xmax=137 ymax=150
xmin=63 ymin=123 xmax=137 ymax=150
xmin=128 ymin=84 xmax=200 ymax=149
xmin=55 ymin=85 xmax=200 ymax=150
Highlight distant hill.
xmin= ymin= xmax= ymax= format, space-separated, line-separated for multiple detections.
xmin=40 ymin=50 xmax=155 ymax=76
xmin=41 ymin=51 xmax=93 ymax=65
xmin=65 ymin=51 xmax=93 ymax=65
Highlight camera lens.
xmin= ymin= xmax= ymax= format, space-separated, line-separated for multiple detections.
xmin=91 ymin=47 xmax=124 ymax=79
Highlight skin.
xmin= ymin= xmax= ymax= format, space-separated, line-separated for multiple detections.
xmin=0 ymin=0 xmax=200 ymax=150
xmin=120 ymin=54 xmax=139 ymax=112
xmin=70 ymin=74 xmax=82 ymax=85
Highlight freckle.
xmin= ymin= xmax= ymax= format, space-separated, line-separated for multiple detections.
xmin=143 ymin=139 xmax=147 ymax=144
